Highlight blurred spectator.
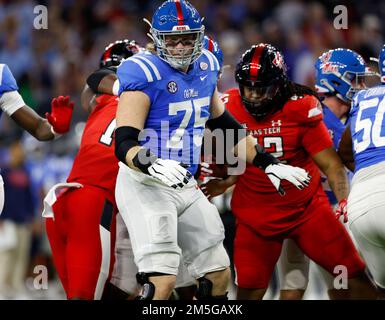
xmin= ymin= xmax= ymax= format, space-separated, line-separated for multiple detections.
xmin=0 ymin=141 xmax=35 ymax=299
xmin=0 ymin=0 xmax=383 ymax=131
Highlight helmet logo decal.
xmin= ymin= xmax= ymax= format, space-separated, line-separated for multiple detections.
xmin=272 ymin=52 xmax=284 ymax=69
xmin=321 ymin=51 xmax=331 ymax=63
xmin=167 ymin=81 xmax=178 ymax=93
xmin=158 ymin=15 xmax=171 ymax=24
xmin=321 ymin=62 xmax=339 ymax=74
xmin=172 ymin=25 xmax=189 ymax=31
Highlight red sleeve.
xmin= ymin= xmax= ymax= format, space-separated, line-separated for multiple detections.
xmin=301 ymin=120 xmax=333 ymax=156
xmin=286 ymin=94 xmax=324 ymax=125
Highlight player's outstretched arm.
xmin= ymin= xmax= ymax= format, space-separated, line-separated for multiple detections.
xmin=0 ymin=65 xmax=74 ymax=141
xmin=87 ymin=68 xmax=118 ymax=96
xmin=115 ymin=91 xmax=192 ymax=189
xmin=207 ymin=88 xmax=311 ymax=195
xmin=312 ymin=147 xmax=349 ymax=222
xmin=6 ymin=95 xmax=74 ymax=141
xmin=115 ymin=91 xmax=150 ymax=169
xmin=81 ymin=69 xmax=119 ymax=113
xmin=80 ymin=84 xmax=97 ymax=113
xmin=338 ymin=124 xmax=355 ymax=172
xmin=313 ymin=147 xmax=349 ymax=201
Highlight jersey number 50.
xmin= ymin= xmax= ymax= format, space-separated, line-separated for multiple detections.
xmin=353 ymin=96 xmax=385 ymax=153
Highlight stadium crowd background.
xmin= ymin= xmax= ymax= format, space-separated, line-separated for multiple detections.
xmin=0 ymin=0 xmax=384 ymax=299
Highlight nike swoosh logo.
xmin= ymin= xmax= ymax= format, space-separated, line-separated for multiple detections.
xmin=200 ymin=75 xmax=208 ymax=81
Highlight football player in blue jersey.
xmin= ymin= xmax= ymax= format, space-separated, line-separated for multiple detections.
xmin=113 ymin=0 xmax=311 ymax=300
xmin=338 ymin=44 xmax=385 ymax=296
xmin=277 ymin=48 xmax=376 ymax=300
xmin=315 ymin=49 xmax=372 ymax=211
xmin=85 ymin=36 xmax=227 ymax=300
xmin=0 ymin=64 xmax=74 ymax=215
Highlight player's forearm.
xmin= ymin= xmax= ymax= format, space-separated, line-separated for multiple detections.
xmin=337 ymin=147 xmax=355 ymax=172
xmin=87 ymin=68 xmax=118 ymax=95
xmin=343 ymin=161 xmax=355 ymax=172
xmin=99 ymin=74 xmax=118 ymax=95
xmin=114 ymin=125 xmax=158 ymax=174
xmin=326 ymin=166 xmax=349 ymax=202
xmin=234 ymin=135 xmax=257 ymax=163
xmin=223 ymin=175 xmax=238 ymax=188
xmin=81 ymin=85 xmax=97 ymax=113
xmin=234 ymin=135 xmax=282 ymax=171
xmin=337 ymin=124 xmax=355 ymax=172
xmin=11 ymin=107 xmax=55 ymax=141
xmin=207 ymin=98 xmax=277 ymax=166
xmin=124 ymin=146 xmax=146 ymax=172
xmin=33 ymin=118 xmax=56 ymax=141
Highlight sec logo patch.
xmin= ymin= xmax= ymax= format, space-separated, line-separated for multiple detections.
xmin=167 ymin=81 xmax=178 ymax=93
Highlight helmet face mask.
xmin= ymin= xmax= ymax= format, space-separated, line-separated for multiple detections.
xmin=240 ymin=84 xmax=280 ymax=119
xmin=150 ymin=0 xmax=205 ymax=71
xmin=235 ymin=43 xmax=288 ymax=120
xmin=152 ymin=29 xmax=204 ymax=70
xmin=380 ymin=45 xmax=385 ymax=83
xmin=343 ymin=71 xmax=368 ymax=100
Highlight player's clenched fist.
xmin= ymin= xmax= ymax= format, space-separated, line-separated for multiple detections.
xmin=148 ymin=159 xmax=192 ymax=189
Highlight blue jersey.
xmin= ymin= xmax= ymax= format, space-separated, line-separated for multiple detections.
xmin=117 ymin=50 xmax=220 ymax=175
xmin=323 ymin=104 xmax=347 ymax=149
xmin=0 ymin=64 xmax=19 ymax=121
xmin=350 ymin=85 xmax=385 ymax=173
xmin=321 ymin=104 xmax=349 ymax=205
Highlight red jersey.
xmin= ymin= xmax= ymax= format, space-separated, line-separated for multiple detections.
xmin=67 ymin=94 xmax=118 ymax=199
xmin=223 ymin=88 xmax=333 ymax=208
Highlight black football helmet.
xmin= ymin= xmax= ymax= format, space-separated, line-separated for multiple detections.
xmin=235 ymin=43 xmax=288 ymax=120
xmin=100 ymin=39 xmax=142 ymax=69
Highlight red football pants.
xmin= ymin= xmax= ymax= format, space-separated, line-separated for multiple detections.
xmin=233 ymin=195 xmax=365 ymax=289
xmin=45 ymin=185 xmax=117 ymax=299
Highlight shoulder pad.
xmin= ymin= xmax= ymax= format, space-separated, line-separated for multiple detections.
xmin=284 ymin=94 xmax=323 ymax=124
xmin=117 ymin=53 xmax=162 ymax=95
xmin=0 ymin=64 xmax=18 ymax=94
xmin=199 ymin=49 xmax=221 ymax=73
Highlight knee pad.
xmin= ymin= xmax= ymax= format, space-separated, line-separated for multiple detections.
xmin=195 ymin=277 xmax=228 ymax=300
xmin=189 ymin=243 xmax=230 ymax=279
xmin=135 ymin=272 xmax=173 ymax=300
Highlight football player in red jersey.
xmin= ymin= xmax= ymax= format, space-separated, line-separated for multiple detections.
xmin=42 ymin=40 xmax=141 ymax=300
xmin=202 ymin=43 xmax=377 ymax=299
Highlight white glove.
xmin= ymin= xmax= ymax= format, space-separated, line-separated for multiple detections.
xmin=265 ymin=163 xmax=311 ymax=196
xmin=148 ymin=159 xmax=192 ymax=189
